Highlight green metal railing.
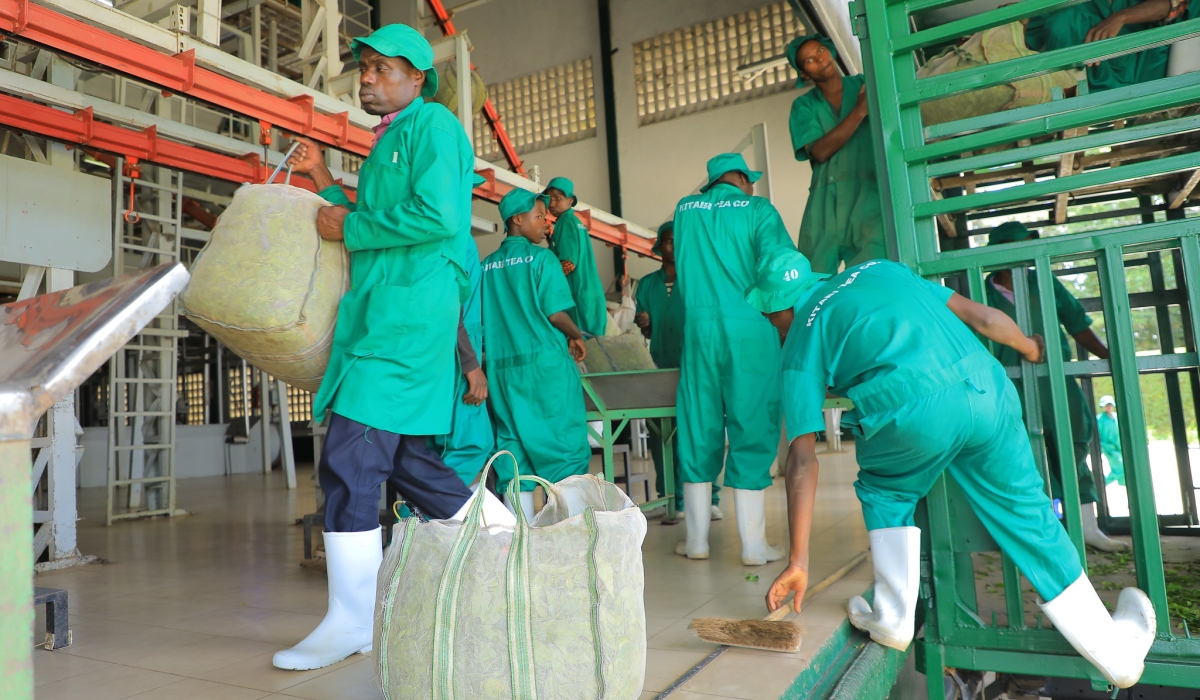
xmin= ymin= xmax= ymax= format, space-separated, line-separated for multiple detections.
xmin=855 ymin=0 xmax=1200 ymax=692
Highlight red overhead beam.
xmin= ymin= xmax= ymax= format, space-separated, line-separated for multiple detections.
xmin=0 ymin=0 xmax=373 ymax=156
xmin=425 ymin=0 xmax=526 ymax=177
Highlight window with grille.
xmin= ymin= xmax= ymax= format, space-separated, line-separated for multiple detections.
xmin=227 ymin=366 xmax=257 ymax=419
xmin=633 ymin=2 xmax=803 ymax=126
xmin=286 ymin=385 xmax=313 ymax=423
xmin=473 ymin=57 xmax=597 ymax=160
xmin=177 ymin=373 xmax=205 ymax=425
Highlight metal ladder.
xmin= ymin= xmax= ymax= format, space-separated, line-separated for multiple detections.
xmin=106 ymin=158 xmax=187 ymax=524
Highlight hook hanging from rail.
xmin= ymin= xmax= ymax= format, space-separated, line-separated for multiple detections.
xmin=123 ymin=158 xmax=141 ymax=224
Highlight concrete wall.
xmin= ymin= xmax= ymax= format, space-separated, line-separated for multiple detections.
xmin=450 ymin=0 xmax=814 ymax=284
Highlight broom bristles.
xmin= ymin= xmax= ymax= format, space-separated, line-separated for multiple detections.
xmin=687 ymin=617 xmax=802 ymax=652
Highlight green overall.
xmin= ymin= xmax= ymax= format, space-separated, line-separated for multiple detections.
xmin=789 ymin=74 xmax=888 ymax=274
xmin=783 ymin=260 xmax=1082 ymax=600
xmin=984 ymin=273 xmax=1100 ymax=505
xmin=674 ymin=183 xmax=795 ymax=490
xmin=427 ymin=220 xmax=494 ymax=485
xmin=1097 ymin=411 xmax=1126 ymax=486
xmin=481 ymin=236 xmax=591 ymax=493
xmin=314 ymin=98 xmax=472 ymax=436
xmin=635 ymin=269 xmax=718 ymax=508
xmin=549 ymin=209 xmax=609 ymax=337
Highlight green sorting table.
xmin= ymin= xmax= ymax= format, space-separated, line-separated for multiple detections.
xmin=581 ymin=368 xmax=854 ymax=520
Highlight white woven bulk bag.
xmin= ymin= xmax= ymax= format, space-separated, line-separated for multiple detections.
xmin=180 ymin=184 xmax=348 ymax=392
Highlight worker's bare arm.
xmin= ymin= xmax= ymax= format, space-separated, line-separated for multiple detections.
xmin=549 ymin=311 xmax=587 ymax=362
xmin=807 ymin=87 xmax=868 ymax=164
xmin=285 ymin=137 xmax=338 ymax=191
xmin=947 ymin=292 xmax=1045 ymax=363
xmin=1085 ymin=0 xmax=1170 ymax=42
xmin=766 ymin=433 xmax=820 ymax=614
xmin=1072 ymin=328 xmax=1110 ymax=360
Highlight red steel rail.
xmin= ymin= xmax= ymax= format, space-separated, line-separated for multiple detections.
xmin=425 ymin=0 xmax=526 ymax=177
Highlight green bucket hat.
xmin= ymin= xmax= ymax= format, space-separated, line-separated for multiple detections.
xmin=988 ymin=221 xmax=1038 ymax=246
xmin=745 ymin=248 xmax=830 ymax=314
xmin=351 ymin=24 xmax=439 ymax=98
xmin=785 ymin=33 xmax=838 ymax=86
xmin=701 ymin=153 xmax=762 ymax=193
xmin=652 ymin=220 xmax=673 ymax=255
xmin=499 ymin=189 xmax=549 ymax=230
xmin=543 ymin=176 xmax=577 ymax=205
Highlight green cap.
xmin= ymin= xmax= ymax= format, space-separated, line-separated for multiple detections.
xmin=701 ymin=153 xmax=762 ymax=193
xmin=351 ymin=24 xmax=439 ymax=98
xmin=988 ymin=221 xmax=1038 ymax=245
xmin=745 ymin=249 xmax=830 ymax=314
xmin=785 ymin=33 xmax=838 ymax=86
xmin=543 ymin=176 xmax=576 ymax=204
xmin=653 ymin=220 xmax=673 ymax=255
xmin=499 ymin=189 xmax=549 ymax=230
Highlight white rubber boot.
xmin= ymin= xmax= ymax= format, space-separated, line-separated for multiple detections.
xmin=710 ymin=504 xmax=724 ymax=521
xmin=1039 ymin=574 xmax=1156 ymax=688
xmin=848 ymin=527 xmax=920 ymax=651
xmin=674 ymin=482 xmax=711 ymax=559
xmin=504 ymin=491 xmax=537 ymax=523
xmin=733 ymin=488 xmax=784 ymax=566
xmin=1082 ymin=503 xmax=1130 ymax=552
xmin=273 ymin=527 xmax=382 ymax=670
xmin=452 ymin=487 xmax=517 ymax=533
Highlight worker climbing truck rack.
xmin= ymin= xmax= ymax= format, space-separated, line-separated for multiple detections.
xmin=855 ymin=0 xmax=1200 ymax=695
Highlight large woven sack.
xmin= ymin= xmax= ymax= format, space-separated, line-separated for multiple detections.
xmin=180 ymin=184 xmax=348 ymax=392
xmin=375 ymin=452 xmax=648 ymax=699
xmin=582 ymin=331 xmax=656 ymax=373
xmin=917 ymin=22 xmax=1079 ymax=127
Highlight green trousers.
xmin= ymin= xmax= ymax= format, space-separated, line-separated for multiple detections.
xmin=428 ymin=358 xmax=495 ymax=486
xmin=649 ymin=427 xmax=719 ymax=509
xmin=853 ymin=363 xmax=1082 ymax=601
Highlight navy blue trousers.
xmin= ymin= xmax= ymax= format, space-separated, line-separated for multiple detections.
xmin=319 ymin=412 xmax=473 ymax=532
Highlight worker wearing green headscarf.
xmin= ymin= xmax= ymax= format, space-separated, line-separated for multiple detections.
xmin=785 ymin=33 xmax=887 ymax=274
xmin=1097 ymin=395 xmax=1126 ymax=486
xmin=752 ymin=249 xmax=1155 ymax=691
xmin=278 ymin=23 xmax=515 ymax=672
xmin=429 ymin=173 xmax=495 ymax=484
xmin=674 ymin=153 xmax=796 ymax=566
xmin=635 ymin=221 xmax=721 ymax=518
xmin=984 ymin=221 xmax=1127 ymax=552
xmin=483 ymin=188 xmax=591 ymax=521
xmin=1025 ymin=0 xmax=1200 ymax=92
xmin=544 ymin=176 xmax=609 ymax=337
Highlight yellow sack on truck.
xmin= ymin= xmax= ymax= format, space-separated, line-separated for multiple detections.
xmin=180 ymin=184 xmax=348 ymax=392
xmin=375 ymin=452 xmax=648 ymax=699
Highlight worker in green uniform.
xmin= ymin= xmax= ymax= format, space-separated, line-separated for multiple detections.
xmin=276 ymin=24 xmax=513 ymax=672
xmin=985 ymin=222 xmax=1127 ymax=552
xmin=482 ymin=188 xmax=591 ymax=521
xmin=634 ymin=221 xmax=721 ymax=520
xmin=752 ymin=249 xmax=1155 ymax=690
xmin=544 ymin=176 xmax=609 ymax=337
xmin=1098 ymin=395 xmax=1127 ymax=486
xmin=1025 ymin=0 xmax=1199 ymax=92
xmin=429 ymin=173 xmax=495 ymax=486
xmin=785 ymin=33 xmax=886 ymax=274
xmin=674 ymin=153 xmax=796 ymax=566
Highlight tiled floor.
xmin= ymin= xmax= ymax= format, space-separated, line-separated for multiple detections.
xmin=32 ymin=445 xmax=869 ymax=700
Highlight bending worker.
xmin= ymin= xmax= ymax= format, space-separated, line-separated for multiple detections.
xmin=985 ymin=221 xmax=1127 ymax=552
xmin=1098 ymin=395 xmax=1126 ymax=486
xmin=785 ymin=32 xmax=886 ymax=274
xmin=482 ymin=188 xmax=591 ymax=521
xmin=276 ymin=24 xmax=513 ymax=672
xmin=752 ymin=249 xmax=1156 ymax=690
xmin=634 ymin=221 xmax=722 ymax=520
xmin=674 ymin=153 xmax=794 ymax=566
xmin=544 ymin=176 xmax=609 ymax=337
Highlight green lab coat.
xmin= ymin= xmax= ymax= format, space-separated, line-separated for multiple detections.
xmin=481 ymin=235 xmax=591 ymax=493
xmin=635 ymin=268 xmax=718 ymax=507
xmin=789 ymin=74 xmax=887 ymax=274
xmin=1097 ymin=411 xmax=1126 ymax=485
xmin=428 ymin=215 xmax=494 ymax=484
xmin=549 ymin=208 xmax=609 ymax=337
xmin=782 ymin=260 xmax=1081 ymax=600
xmin=1025 ymin=0 xmax=1200 ymax=91
xmin=984 ymin=273 xmax=1099 ymax=504
xmin=313 ymin=98 xmax=474 ymax=436
xmin=674 ymin=183 xmax=795 ymax=490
